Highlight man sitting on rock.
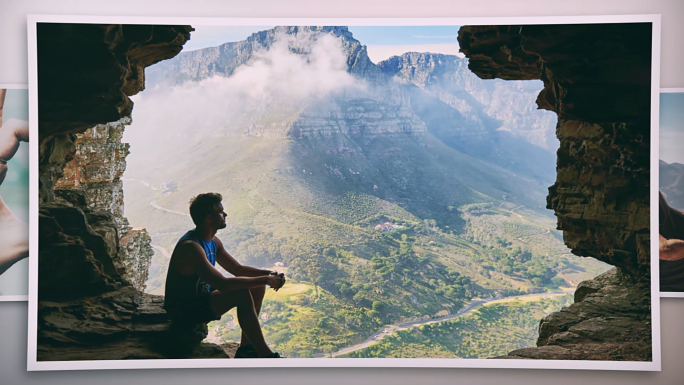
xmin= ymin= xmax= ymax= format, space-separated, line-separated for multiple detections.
xmin=164 ymin=192 xmax=285 ymax=358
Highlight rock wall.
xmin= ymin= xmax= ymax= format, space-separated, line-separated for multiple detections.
xmin=37 ymin=23 xmax=228 ymax=360
xmin=458 ymin=23 xmax=652 ymax=360
xmin=55 ymin=118 xmax=154 ymax=292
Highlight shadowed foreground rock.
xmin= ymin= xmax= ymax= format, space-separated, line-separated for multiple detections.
xmin=459 ymin=23 xmax=652 ymax=361
xmin=36 ymin=23 xmax=228 ymax=360
xmin=496 ymin=269 xmax=651 ymax=361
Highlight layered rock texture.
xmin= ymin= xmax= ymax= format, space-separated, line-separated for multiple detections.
xmin=499 ymin=269 xmax=651 ymax=360
xmin=458 ymin=24 xmax=653 ymax=360
xmin=37 ymin=23 xmax=228 ymax=360
xmin=55 ymin=118 xmax=154 ymax=292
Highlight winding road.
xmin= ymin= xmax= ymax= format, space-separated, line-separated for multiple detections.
xmin=151 ymin=199 xmax=190 ymax=217
xmin=313 ymin=289 xmax=572 ymax=358
xmin=124 ymin=178 xmax=190 ymax=218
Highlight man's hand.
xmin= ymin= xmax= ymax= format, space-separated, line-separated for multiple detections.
xmin=267 ymin=271 xmax=286 ymax=291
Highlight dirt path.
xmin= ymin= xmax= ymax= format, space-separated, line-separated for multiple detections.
xmin=122 ymin=177 xmax=159 ymax=190
xmin=314 ymin=289 xmax=572 ymax=358
xmin=151 ymin=244 xmax=172 ymax=258
xmin=150 ymin=199 xmax=189 ymax=217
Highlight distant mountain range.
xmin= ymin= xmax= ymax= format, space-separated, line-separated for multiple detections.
xmin=143 ymin=26 xmax=557 ymax=184
xmin=660 ymin=160 xmax=684 ymax=211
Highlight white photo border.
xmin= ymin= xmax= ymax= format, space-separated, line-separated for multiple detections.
xmin=26 ymin=14 xmax=662 ymax=371
xmin=0 ymin=83 xmax=29 ymax=302
xmin=659 ymin=88 xmax=684 ymax=298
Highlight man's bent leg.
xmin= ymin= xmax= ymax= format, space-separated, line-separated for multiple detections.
xmin=210 ymin=289 xmax=273 ymax=358
xmin=240 ymin=285 xmax=266 ymax=347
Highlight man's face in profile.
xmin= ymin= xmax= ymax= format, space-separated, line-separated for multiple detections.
xmin=209 ymin=203 xmax=228 ymax=230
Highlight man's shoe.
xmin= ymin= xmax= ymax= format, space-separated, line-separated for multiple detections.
xmin=265 ymin=352 xmax=283 ymax=358
xmin=234 ymin=344 xmax=258 ymax=358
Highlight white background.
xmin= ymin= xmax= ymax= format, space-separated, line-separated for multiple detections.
xmin=1 ymin=0 xmax=683 ymax=383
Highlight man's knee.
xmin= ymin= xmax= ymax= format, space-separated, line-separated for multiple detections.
xmin=250 ymin=285 xmax=266 ymax=297
xmin=234 ymin=288 xmax=254 ymax=306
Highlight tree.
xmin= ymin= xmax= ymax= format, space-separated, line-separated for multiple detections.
xmin=551 ymin=276 xmax=566 ymax=287
xmin=366 ymin=309 xmax=379 ymax=318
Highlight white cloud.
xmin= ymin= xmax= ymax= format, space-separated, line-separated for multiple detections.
xmin=126 ymin=32 xmax=364 ymax=147
xmin=366 ymin=43 xmax=465 ymax=64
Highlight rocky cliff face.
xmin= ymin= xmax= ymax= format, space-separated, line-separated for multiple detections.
xmin=148 ymin=26 xmax=385 ymax=86
xmin=37 ymin=23 xmax=228 ymax=360
xmin=55 ymin=118 xmax=154 ymax=292
xmin=499 ymin=268 xmax=651 ymax=361
xmin=458 ymin=23 xmax=652 ymax=361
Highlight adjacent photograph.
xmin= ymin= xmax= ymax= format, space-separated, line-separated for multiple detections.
xmin=0 ymin=84 xmax=29 ymax=301
xmin=28 ymin=16 xmax=660 ymax=371
xmin=659 ymin=88 xmax=684 ymax=297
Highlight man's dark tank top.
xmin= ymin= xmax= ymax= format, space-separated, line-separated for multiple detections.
xmin=164 ymin=229 xmax=218 ymax=308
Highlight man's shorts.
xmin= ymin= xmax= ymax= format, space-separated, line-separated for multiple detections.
xmin=164 ymin=291 xmax=221 ymax=325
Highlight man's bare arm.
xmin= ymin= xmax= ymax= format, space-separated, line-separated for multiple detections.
xmin=214 ymin=237 xmax=275 ymax=277
xmin=178 ymin=242 xmax=281 ymax=292
xmin=659 ymin=234 xmax=684 ymax=261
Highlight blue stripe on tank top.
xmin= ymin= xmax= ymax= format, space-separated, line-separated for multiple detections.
xmin=178 ymin=229 xmax=218 ymax=290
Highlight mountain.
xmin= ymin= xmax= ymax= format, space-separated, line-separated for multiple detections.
xmin=147 ymin=26 xmax=386 ymax=87
xmin=377 ymin=53 xmax=558 ymax=149
xmin=377 ymin=52 xmax=558 ymax=182
xmin=660 ymin=160 xmax=684 ymax=211
xmin=123 ymin=26 xmax=609 ymax=357
xmin=146 ymin=30 xmax=557 ymax=183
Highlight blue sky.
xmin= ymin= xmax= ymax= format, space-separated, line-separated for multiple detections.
xmin=660 ymin=92 xmax=684 ymax=165
xmin=346 ymin=26 xmax=461 ymax=45
xmin=183 ymin=25 xmax=464 ymax=63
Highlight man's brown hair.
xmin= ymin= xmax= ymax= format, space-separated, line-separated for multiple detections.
xmin=189 ymin=192 xmax=223 ymax=226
